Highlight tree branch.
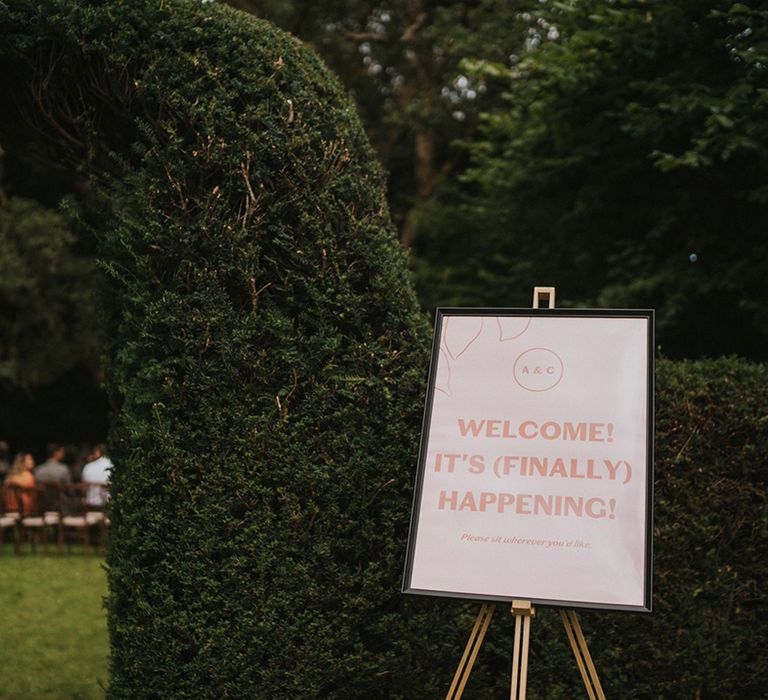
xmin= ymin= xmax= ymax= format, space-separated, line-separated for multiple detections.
xmin=337 ymin=26 xmax=390 ymax=43
xmin=401 ymin=11 xmax=428 ymax=43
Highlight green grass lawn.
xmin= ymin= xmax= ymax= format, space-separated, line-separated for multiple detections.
xmin=0 ymin=546 xmax=109 ymax=699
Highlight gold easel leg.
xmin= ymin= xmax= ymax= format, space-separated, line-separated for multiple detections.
xmin=560 ymin=609 xmax=606 ymax=700
xmin=446 ymin=603 xmax=495 ymax=700
xmin=520 ymin=613 xmax=532 ymax=695
xmin=569 ymin=611 xmax=606 ymax=700
xmin=510 ymin=599 xmax=535 ymax=699
xmin=510 ymin=613 xmax=523 ymax=698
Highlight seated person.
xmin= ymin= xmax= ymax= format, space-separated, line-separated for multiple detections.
xmin=34 ymin=443 xmax=72 ymax=484
xmin=3 ymin=452 xmax=37 ymax=514
xmin=80 ymin=444 xmax=112 ymax=507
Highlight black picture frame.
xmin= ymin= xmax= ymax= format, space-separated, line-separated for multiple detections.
xmin=402 ymin=308 xmax=655 ymax=613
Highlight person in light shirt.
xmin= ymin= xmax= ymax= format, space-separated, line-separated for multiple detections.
xmin=80 ymin=444 xmax=112 ymax=507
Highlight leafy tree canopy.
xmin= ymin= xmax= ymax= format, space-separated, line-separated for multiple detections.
xmin=0 ymin=195 xmax=103 ymax=388
xmin=224 ymin=0 xmax=531 ymax=243
xmin=413 ymin=0 xmax=768 ymax=360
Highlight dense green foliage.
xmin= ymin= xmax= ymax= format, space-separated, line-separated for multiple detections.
xmin=235 ymin=0 xmax=768 ymax=360
xmin=0 ymin=195 xmax=108 ymax=448
xmin=224 ymin=0 xmax=529 ymax=243
xmin=2 ymin=2 xmax=767 ymax=699
xmin=0 ymin=197 xmax=102 ymax=388
xmin=414 ymin=0 xmax=768 ymax=360
xmin=0 ymin=1 xmax=458 ymax=696
xmin=4 ymin=0 xmax=767 ymax=449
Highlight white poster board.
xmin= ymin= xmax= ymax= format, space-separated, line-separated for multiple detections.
xmin=403 ymin=309 xmax=653 ymax=611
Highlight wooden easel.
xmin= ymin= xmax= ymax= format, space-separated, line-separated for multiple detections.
xmin=445 ymin=287 xmax=606 ymax=700
xmin=509 ymin=599 xmax=535 ymax=698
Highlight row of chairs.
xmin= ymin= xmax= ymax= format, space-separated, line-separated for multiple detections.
xmin=0 ymin=482 xmax=109 ymax=555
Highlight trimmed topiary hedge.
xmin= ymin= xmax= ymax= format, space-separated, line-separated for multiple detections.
xmin=1 ymin=1 xmax=459 ymax=697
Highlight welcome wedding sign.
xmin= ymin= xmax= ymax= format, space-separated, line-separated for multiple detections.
xmin=403 ymin=308 xmax=654 ymax=611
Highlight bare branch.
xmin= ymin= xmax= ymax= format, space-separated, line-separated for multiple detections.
xmin=337 ymin=26 xmax=389 ymax=43
xmin=401 ymin=11 xmax=428 ymax=43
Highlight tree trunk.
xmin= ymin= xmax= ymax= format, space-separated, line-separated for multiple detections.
xmin=399 ymin=0 xmax=437 ymax=247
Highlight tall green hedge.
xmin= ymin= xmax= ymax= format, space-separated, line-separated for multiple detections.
xmin=1 ymin=1 xmax=458 ymax=697
xmin=2 ymin=3 xmax=767 ymax=699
